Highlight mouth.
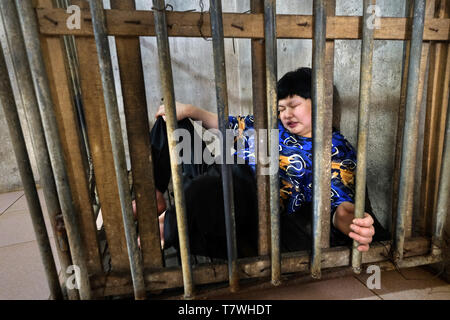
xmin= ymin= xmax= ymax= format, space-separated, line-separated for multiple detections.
xmin=286 ymin=121 xmax=298 ymax=128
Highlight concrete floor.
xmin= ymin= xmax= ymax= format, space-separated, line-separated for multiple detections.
xmin=0 ymin=189 xmax=449 ymax=300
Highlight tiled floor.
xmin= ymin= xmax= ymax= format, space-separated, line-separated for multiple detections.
xmin=0 ymin=189 xmax=449 ymax=300
xmin=212 ymin=267 xmax=450 ymax=300
xmin=0 ymin=189 xmax=59 ymax=300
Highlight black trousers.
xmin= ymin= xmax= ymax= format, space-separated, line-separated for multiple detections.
xmin=150 ymin=117 xmax=389 ymax=260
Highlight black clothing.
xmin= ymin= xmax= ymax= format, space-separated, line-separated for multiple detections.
xmin=150 ymin=117 xmax=390 ymax=260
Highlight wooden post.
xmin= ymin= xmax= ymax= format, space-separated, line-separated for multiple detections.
xmin=110 ymin=0 xmax=163 ymax=270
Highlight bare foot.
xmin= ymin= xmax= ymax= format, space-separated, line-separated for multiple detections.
xmin=159 ymin=211 xmax=165 ymax=249
xmin=132 ymin=190 xmax=166 ymax=249
xmin=132 ymin=199 xmax=138 ymax=220
xmin=131 ymin=189 xmax=166 ymax=220
xmin=156 ymin=190 xmax=167 ymax=215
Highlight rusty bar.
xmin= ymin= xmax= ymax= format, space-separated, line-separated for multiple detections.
xmin=250 ymin=0 xmax=270 ymax=257
xmin=264 ymin=0 xmax=280 ymax=286
xmin=152 ymin=0 xmax=194 ymax=299
xmin=89 ymin=0 xmax=146 ymax=300
xmin=392 ymin=0 xmax=415 ymax=238
xmin=15 ymin=0 xmax=91 ymax=299
xmin=209 ymin=0 xmax=239 ymax=292
xmin=351 ymin=0 xmax=375 ymax=274
xmin=395 ymin=0 xmax=426 ymax=261
xmin=0 ymin=0 xmax=77 ymax=299
xmin=320 ymin=0 xmax=336 ymax=250
xmin=311 ymin=0 xmax=327 ymax=279
xmin=432 ymin=90 xmax=450 ymax=256
xmin=0 ymin=41 xmax=63 ymax=301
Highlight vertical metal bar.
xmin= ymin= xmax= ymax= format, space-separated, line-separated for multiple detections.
xmin=392 ymin=0 xmax=414 ymax=237
xmin=14 ymin=0 xmax=91 ymax=300
xmin=432 ymin=92 xmax=450 ymax=256
xmin=0 ymin=42 xmax=63 ymax=301
xmin=351 ymin=0 xmax=375 ymax=274
xmin=321 ymin=0 xmax=336 ymax=250
xmin=264 ymin=0 xmax=280 ymax=286
xmin=152 ymin=0 xmax=194 ymax=299
xmin=209 ymin=0 xmax=239 ymax=292
xmin=311 ymin=0 xmax=327 ymax=279
xmin=250 ymin=0 xmax=270 ymax=257
xmin=0 ymin=0 xmax=78 ymax=299
xmin=88 ymin=0 xmax=146 ymax=300
xmin=395 ymin=0 xmax=426 ymax=261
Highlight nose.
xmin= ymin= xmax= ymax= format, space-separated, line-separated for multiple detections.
xmin=283 ymin=107 xmax=293 ymax=119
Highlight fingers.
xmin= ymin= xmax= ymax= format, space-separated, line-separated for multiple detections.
xmin=352 ymin=212 xmax=374 ymax=228
xmin=349 ymin=212 xmax=375 ymax=252
xmin=357 ymin=244 xmax=370 ymax=252
xmin=155 ymin=105 xmax=165 ymax=118
xmin=348 ymin=231 xmax=373 ymax=245
xmin=350 ymin=223 xmax=375 ymax=238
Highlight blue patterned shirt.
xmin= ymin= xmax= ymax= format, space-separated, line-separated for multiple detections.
xmin=228 ymin=115 xmax=357 ymax=215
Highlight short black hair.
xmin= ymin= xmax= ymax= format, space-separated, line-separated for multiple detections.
xmin=277 ymin=67 xmax=312 ymax=102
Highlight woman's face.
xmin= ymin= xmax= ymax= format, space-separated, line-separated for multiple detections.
xmin=278 ymin=95 xmax=312 ymax=137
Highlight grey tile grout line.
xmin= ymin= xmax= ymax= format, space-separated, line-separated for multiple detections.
xmin=0 ymin=193 xmax=25 ymax=217
xmin=352 ymin=275 xmax=384 ymax=300
xmin=0 ymin=237 xmax=55 ymax=250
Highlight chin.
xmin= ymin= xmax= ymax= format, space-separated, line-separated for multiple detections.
xmin=288 ymin=127 xmax=309 ymax=137
xmin=286 ymin=126 xmax=301 ymax=135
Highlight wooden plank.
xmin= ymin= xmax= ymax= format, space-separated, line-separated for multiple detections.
xmin=35 ymin=8 xmax=450 ymax=41
xmin=420 ymin=0 xmax=450 ymax=236
xmin=38 ymin=0 xmax=103 ymax=276
xmin=90 ymin=237 xmax=431 ymax=297
xmin=72 ymin=0 xmax=130 ymax=272
xmin=109 ymin=0 xmax=163 ymax=269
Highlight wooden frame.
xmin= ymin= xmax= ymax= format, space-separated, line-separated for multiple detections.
xmin=89 ymin=237 xmax=432 ymax=297
xmin=36 ymin=8 xmax=450 ymax=41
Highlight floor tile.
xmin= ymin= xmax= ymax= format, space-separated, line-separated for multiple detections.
xmin=0 ymin=191 xmax=24 ymax=215
xmin=0 ymin=241 xmax=61 ymax=300
xmin=0 ymin=209 xmax=54 ymax=247
xmin=4 ymin=189 xmax=47 ymax=214
xmin=213 ymin=275 xmax=378 ymax=300
xmin=354 ymin=295 xmax=382 ymax=300
xmin=4 ymin=192 xmax=29 ymax=212
xmin=355 ymin=267 xmax=450 ymax=300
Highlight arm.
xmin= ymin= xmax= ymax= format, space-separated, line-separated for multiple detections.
xmin=189 ymin=104 xmax=218 ymax=130
xmin=155 ymin=102 xmax=218 ymax=129
xmin=333 ymin=201 xmax=375 ymax=252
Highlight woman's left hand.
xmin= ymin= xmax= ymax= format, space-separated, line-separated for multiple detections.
xmin=334 ymin=202 xmax=375 ymax=252
xmin=348 ymin=212 xmax=375 ymax=252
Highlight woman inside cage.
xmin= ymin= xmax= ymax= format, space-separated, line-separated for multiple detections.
xmin=145 ymin=67 xmax=389 ymax=260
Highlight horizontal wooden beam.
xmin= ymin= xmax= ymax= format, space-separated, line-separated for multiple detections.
xmin=89 ymin=237 xmax=433 ymax=297
xmin=37 ymin=8 xmax=450 ymax=41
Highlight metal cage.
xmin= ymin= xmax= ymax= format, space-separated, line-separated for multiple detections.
xmin=0 ymin=0 xmax=448 ymax=300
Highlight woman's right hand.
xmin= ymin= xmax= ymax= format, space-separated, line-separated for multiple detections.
xmin=155 ymin=101 xmax=192 ymax=122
